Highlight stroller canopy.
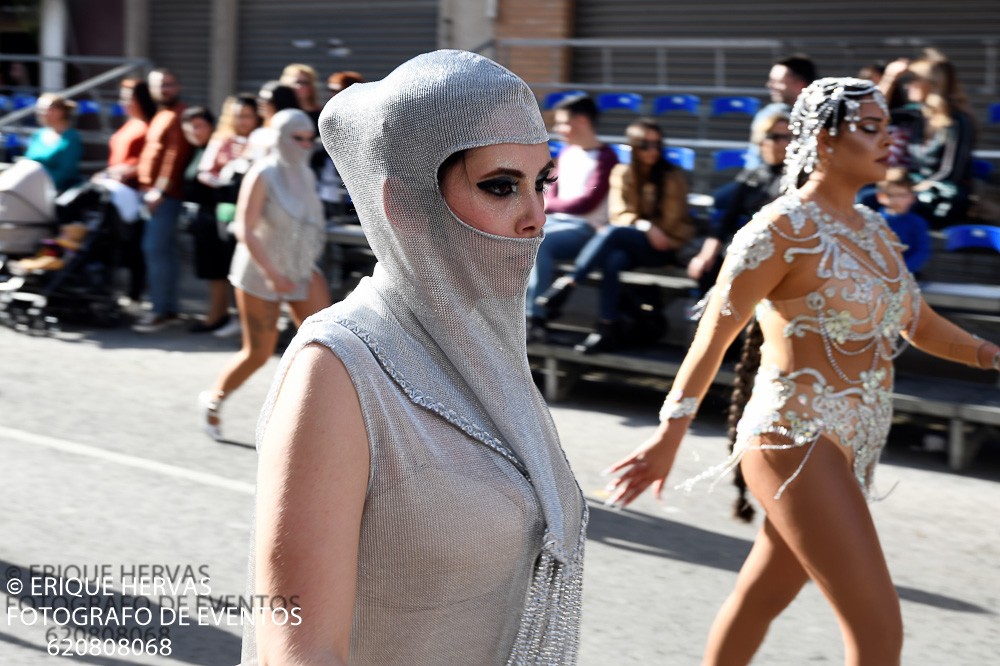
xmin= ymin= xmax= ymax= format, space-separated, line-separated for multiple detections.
xmin=0 ymin=160 xmax=56 ymax=224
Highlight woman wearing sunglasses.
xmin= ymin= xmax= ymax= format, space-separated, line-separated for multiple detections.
xmin=198 ymin=108 xmax=330 ymax=440
xmin=536 ymin=118 xmax=695 ymax=353
xmin=687 ymin=106 xmax=791 ymax=294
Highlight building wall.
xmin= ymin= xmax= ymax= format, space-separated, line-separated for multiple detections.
xmin=494 ymin=0 xmax=573 ymax=86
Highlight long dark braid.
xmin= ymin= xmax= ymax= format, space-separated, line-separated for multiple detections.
xmin=727 ymin=318 xmax=764 ymax=522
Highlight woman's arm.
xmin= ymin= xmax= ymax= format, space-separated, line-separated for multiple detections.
xmin=607 ymin=163 xmax=638 ymax=226
xmin=606 ymin=214 xmax=799 ymax=505
xmin=904 ymin=298 xmax=1000 ymax=369
xmin=918 ymin=113 xmax=975 ymax=185
xmin=233 ymin=168 xmax=296 ymax=293
xmin=255 ymin=344 xmax=370 ymax=666
xmin=648 ymin=169 xmax=692 ymax=251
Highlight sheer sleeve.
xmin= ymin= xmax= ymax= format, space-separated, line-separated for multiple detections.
xmin=667 ymin=206 xmax=801 ymax=406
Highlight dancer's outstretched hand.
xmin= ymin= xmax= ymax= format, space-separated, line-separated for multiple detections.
xmin=602 ymin=423 xmax=686 ymax=508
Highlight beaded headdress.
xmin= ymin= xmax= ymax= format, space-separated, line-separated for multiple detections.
xmin=781 ymin=77 xmax=888 ymax=193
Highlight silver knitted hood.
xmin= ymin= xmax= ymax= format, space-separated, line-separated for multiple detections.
xmin=319 ymin=50 xmax=586 ymax=566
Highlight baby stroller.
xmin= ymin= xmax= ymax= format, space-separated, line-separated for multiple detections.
xmin=0 ymin=165 xmax=125 ymax=333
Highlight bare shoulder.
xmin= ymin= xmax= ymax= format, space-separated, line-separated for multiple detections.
xmin=259 ymin=342 xmax=369 ymax=486
xmin=255 ymin=342 xmax=369 ymax=663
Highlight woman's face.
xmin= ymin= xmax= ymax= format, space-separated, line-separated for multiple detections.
xmin=257 ymin=90 xmax=275 ymax=121
xmin=633 ymin=129 xmax=662 ymax=168
xmin=233 ymin=103 xmax=259 ymax=136
xmin=825 ymin=99 xmax=891 ymax=185
xmin=759 ymin=119 xmax=791 ymax=166
xmin=35 ymin=99 xmax=64 ymax=128
xmin=288 ymin=73 xmax=314 ymax=107
xmin=906 ymin=76 xmax=929 ymax=104
xmin=440 ymin=143 xmax=554 ymax=239
xmin=182 ymin=117 xmax=213 ymax=147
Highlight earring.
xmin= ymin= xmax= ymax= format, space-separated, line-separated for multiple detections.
xmin=825 ymin=147 xmax=834 ymax=154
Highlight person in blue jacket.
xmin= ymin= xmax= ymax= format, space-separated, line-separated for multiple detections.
xmin=876 ymin=167 xmax=931 ymax=275
xmin=24 ymin=93 xmax=82 ymax=192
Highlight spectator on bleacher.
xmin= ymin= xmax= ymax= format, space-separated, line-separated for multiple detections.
xmin=326 ymin=70 xmax=365 ymax=98
xmin=192 ymin=94 xmax=260 ymax=338
xmin=92 ymin=78 xmax=157 ymax=303
xmin=244 ymin=81 xmax=299 ymax=163
xmin=179 ymin=105 xmax=235 ymax=337
xmin=317 ymin=71 xmax=365 ymax=217
xmin=874 ymin=61 xmax=924 ymax=170
xmin=857 ymin=62 xmax=885 ymax=86
xmin=744 ymin=54 xmax=817 ymax=170
xmin=280 ymin=63 xmax=323 ymax=130
xmin=604 ymin=77 xmax=1000 ymax=666
xmin=687 ymin=107 xmax=790 ymax=294
xmin=96 ymin=79 xmax=157 ymax=187
xmin=526 ymin=94 xmax=617 ymax=341
xmin=133 ymin=68 xmax=191 ymax=333
xmin=535 ymin=119 xmax=693 ymax=353
xmin=888 ymin=51 xmax=976 ymax=229
xmin=198 ymin=109 xmax=329 ymax=441
xmin=877 ymin=167 xmax=931 ymax=275
xmin=24 ymin=94 xmax=82 ymax=192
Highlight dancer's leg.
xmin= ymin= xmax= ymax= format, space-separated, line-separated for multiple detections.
xmin=740 ymin=436 xmax=903 ymax=666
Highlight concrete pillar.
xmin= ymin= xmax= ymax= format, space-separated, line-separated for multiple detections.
xmin=210 ymin=0 xmax=239 ymax=114
xmin=39 ymin=0 xmax=68 ymax=91
xmin=124 ymin=0 xmax=150 ymax=61
xmin=439 ymin=0 xmax=495 ymax=54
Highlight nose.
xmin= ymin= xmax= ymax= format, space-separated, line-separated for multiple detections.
xmin=517 ymin=192 xmax=547 ymax=237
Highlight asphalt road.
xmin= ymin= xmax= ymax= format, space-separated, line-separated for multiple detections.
xmin=1 ymin=306 xmax=998 ymax=665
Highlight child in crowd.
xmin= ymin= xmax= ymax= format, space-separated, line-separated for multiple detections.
xmin=877 ymin=167 xmax=931 ymax=275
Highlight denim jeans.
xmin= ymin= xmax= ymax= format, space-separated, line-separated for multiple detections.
xmin=141 ymin=195 xmax=182 ymax=316
xmin=526 ymin=216 xmax=595 ymax=319
xmin=571 ymin=225 xmax=674 ymax=322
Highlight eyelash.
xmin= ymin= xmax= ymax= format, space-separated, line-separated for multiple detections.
xmin=477 ymin=175 xmax=557 ymax=197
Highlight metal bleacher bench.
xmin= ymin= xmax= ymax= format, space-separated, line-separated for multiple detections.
xmin=326 ymin=221 xmax=1000 ymax=471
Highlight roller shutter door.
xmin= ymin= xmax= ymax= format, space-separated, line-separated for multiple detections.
xmin=148 ymin=0 xmax=212 ymax=106
xmin=237 ymin=1 xmax=438 ymax=94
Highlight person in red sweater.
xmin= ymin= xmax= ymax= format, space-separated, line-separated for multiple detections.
xmin=134 ymin=68 xmax=191 ymax=332
xmin=92 ymin=78 xmax=158 ymax=302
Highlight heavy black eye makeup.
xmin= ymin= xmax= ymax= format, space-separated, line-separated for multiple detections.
xmin=476 ymin=162 xmax=557 ymax=197
xmin=477 ymin=177 xmax=519 ymax=196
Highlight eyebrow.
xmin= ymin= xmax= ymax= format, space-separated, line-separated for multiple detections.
xmin=481 ymin=161 xmax=556 ymax=179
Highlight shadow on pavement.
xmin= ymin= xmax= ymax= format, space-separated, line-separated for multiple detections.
xmin=585 ymin=501 xmax=750 ymax=573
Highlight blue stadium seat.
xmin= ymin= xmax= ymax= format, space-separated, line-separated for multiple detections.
xmin=543 ymin=89 xmax=587 ymax=110
xmin=548 ymin=140 xmax=565 ymax=158
xmin=944 ymin=224 xmax=1000 ymax=253
xmin=664 ymin=146 xmax=695 ymax=171
xmin=597 ymin=92 xmax=644 ymax=113
xmin=973 ymin=159 xmax=994 ymax=181
xmin=713 ymin=149 xmax=748 ymax=171
xmin=109 ymin=102 xmax=127 ymax=117
xmin=652 ymin=94 xmax=700 ymax=116
xmin=0 ymin=94 xmax=11 ymax=112
xmin=988 ymin=102 xmax=1000 ymax=124
xmin=76 ymin=99 xmax=101 ymax=115
xmin=710 ymin=96 xmax=761 ymax=117
xmin=13 ymin=94 xmax=37 ymax=110
xmin=611 ymin=143 xmax=632 ymax=164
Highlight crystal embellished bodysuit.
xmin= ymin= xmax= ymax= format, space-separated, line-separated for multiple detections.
xmin=688 ymin=194 xmax=922 ymax=499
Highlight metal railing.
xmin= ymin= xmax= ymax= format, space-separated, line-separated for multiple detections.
xmin=0 ymin=55 xmax=149 ymax=130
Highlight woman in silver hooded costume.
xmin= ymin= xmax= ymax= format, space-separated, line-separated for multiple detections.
xmin=241 ymin=50 xmax=587 ymax=665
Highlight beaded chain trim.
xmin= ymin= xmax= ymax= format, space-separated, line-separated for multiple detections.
xmin=335 ymin=316 xmax=530 ymax=478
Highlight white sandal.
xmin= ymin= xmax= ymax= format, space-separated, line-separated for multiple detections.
xmin=198 ymin=390 xmax=224 ymax=441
